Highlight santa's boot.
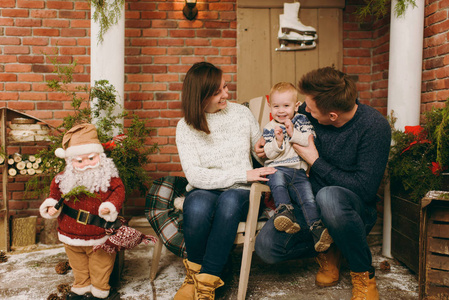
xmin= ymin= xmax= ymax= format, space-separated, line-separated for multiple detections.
xmin=193 ymin=273 xmax=224 ymax=300
xmin=315 ymin=244 xmax=341 ymax=287
xmin=174 ymin=259 xmax=202 ymax=300
xmin=350 ymin=269 xmax=379 ymax=300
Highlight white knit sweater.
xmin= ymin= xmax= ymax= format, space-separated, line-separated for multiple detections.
xmin=176 ymin=101 xmax=262 ymax=192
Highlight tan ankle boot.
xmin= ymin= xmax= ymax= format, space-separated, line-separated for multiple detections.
xmin=193 ymin=273 xmax=224 ymax=300
xmin=315 ymin=244 xmax=341 ymax=287
xmin=174 ymin=259 xmax=202 ymax=300
xmin=350 ymin=270 xmax=379 ymax=300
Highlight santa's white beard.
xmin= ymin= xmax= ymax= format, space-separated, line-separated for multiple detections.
xmin=56 ymin=153 xmax=120 ymax=195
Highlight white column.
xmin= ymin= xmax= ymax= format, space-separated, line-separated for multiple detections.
xmin=383 ymin=0 xmax=425 ymax=258
xmin=90 ymin=1 xmax=125 ymax=133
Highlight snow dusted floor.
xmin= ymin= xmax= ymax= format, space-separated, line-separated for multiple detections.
xmin=0 ymin=242 xmax=419 ymax=300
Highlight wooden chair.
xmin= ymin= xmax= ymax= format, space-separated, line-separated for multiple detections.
xmin=150 ymin=96 xmax=272 ymax=300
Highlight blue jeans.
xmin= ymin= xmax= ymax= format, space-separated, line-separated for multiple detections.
xmin=267 ymin=167 xmax=319 ymax=227
xmin=182 ymin=188 xmax=250 ymax=276
xmin=255 ymin=186 xmax=377 ymax=272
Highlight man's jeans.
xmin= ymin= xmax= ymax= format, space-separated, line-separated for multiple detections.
xmin=255 ymin=186 xmax=377 ymax=272
xmin=183 ymin=188 xmax=250 ymax=276
xmin=267 ymin=167 xmax=319 ymax=227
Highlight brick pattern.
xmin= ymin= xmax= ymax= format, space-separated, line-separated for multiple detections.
xmin=1 ymin=0 xmax=448 ymax=219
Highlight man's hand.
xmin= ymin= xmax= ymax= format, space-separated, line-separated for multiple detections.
xmin=255 ymin=136 xmax=266 ymax=158
xmin=292 ymin=134 xmax=319 ymax=165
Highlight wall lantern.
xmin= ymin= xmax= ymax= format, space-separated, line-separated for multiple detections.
xmin=183 ymin=0 xmax=198 ymax=20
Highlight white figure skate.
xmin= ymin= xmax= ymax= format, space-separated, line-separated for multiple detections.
xmin=276 ymin=2 xmax=317 ymax=51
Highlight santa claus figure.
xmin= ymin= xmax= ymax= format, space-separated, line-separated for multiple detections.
xmin=40 ymin=123 xmax=125 ymax=300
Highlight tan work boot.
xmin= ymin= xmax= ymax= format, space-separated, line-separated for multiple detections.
xmin=315 ymin=244 xmax=341 ymax=287
xmin=174 ymin=259 xmax=202 ymax=300
xmin=193 ymin=273 xmax=224 ymax=300
xmin=350 ymin=270 xmax=379 ymax=300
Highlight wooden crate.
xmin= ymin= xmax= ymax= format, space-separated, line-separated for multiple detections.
xmin=391 ymin=194 xmax=420 ymax=273
xmin=419 ymin=191 xmax=449 ymax=299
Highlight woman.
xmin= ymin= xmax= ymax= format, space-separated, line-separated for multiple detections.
xmin=175 ymin=62 xmax=276 ymax=300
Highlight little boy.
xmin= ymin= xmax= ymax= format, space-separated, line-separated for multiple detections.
xmin=263 ymin=82 xmax=332 ymax=252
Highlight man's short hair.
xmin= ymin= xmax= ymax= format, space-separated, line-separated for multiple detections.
xmin=298 ymin=66 xmax=357 ymax=113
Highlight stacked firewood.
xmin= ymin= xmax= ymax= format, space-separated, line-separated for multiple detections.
xmin=0 ymin=153 xmax=43 ymax=176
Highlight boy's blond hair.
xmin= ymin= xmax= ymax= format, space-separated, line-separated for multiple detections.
xmin=269 ymin=82 xmax=300 ymax=103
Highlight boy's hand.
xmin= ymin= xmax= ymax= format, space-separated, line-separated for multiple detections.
xmin=275 ymin=125 xmax=283 ymax=147
xmin=284 ymin=119 xmax=293 ymax=137
xmin=100 ymin=207 xmax=110 ymax=215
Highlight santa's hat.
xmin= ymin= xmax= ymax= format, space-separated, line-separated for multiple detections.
xmin=55 ymin=123 xmax=104 ymax=159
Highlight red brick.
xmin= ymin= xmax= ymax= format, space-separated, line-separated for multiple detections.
xmin=0 ymin=74 xmax=17 ymax=81
xmin=18 ymin=92 xmax=46 ymax=101
xmin=61 ymin=28 xmax=86 ymax=37
xmin=3 ymin=46 xmax=30 ymax=54
xmin=5 ymin=83 xmax=31 ymax=91
xmin=17 ymin=0 xmax=45 ymax=9
xmin=5 ymin=64 xmax=32 ymax=72
xmin=18 ymin=74 xmax=44 ymax=82
xmin=7 ymin=101 xmax=34 ymax=109
xmin=2 ymin=9 xmax=29 ymax=17
xmin=153 ymin=56 xmax=179 ymax=64
xmin=34 ymin=28 xmax=60 ymax=36
xmin=141 ymin=83 xmax=167 ymax=91
xmin=0 ymin=92 xmax=19 ymax=101
xmin=59 ymin=11 xmax=86 ymax=19
xmin=5 ymin=27 xmax=32 ymax=36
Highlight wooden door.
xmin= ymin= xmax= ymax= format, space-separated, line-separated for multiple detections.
xmin=237 ymin=0 xmax=345 ymax=103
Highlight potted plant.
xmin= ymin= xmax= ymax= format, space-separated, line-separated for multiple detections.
xmin=388 ymin=99 xmax=449 ymax=202
xmin=26 ymin=57 xmax=158 ymax=199
xmin=387 ymin=99 xmax=449 ymax=273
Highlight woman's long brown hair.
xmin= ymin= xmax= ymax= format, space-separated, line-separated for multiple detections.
xmin=182 ymin=62 xmax=222 ymax=134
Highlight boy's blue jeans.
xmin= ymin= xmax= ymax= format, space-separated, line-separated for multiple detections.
xmin=182 ymin=188 xmax=250 ymax=276
xmin=267 ymin=167 xmax=319 ymax=227
xmin=255 ymin=186 xmax=377 ymax=272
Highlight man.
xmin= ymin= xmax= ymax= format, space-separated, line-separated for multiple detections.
xmin=254 ymin=67 xmax=391 ymax=300
xmin=40 ymin=123 xmax=124 ymax=300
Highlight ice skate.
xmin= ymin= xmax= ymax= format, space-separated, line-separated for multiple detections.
xmin=276 ymin=2 xmax=317 ymax=51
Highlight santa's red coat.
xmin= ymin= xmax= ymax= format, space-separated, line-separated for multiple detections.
xmin=47 ymin=175 xmax=125 ymax=246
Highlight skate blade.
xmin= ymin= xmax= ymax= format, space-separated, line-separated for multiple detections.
xmin=281 ymin=27 xmax=318 ymax=40
xmin=275 ymin=40 xmax=316 ymax=51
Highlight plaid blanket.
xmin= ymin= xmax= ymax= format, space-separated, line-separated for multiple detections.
xmin=145 ymin=176 xmax=274 ymax=258
xmin=145 ymin=176 xmax=189 ymax=258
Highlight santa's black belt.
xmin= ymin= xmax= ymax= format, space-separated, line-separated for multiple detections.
xmin=62 ymin=205 xmax=122 ymax=230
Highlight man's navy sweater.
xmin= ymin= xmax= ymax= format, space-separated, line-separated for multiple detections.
xmin=299 ymin=101 xmax=391 ymax=203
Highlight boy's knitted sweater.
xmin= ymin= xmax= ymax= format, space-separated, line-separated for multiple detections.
xmin=263 ymin=113 xmax=315 ymax=170
xmin=176 ymin=101 xmax=262 ymax=192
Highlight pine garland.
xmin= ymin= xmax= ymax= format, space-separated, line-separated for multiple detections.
xmin=91 ymin=0 xmax=125 ymax=44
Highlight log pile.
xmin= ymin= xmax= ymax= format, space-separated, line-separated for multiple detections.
xmin=0 ymin=153 xmax=43 ymax=176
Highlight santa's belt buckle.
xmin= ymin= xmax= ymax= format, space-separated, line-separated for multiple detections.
xmin=76 ymin=210 xmax=90 ymax=225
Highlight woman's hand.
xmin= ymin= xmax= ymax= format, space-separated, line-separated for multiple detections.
xmin=292 ymin=134 xmax=319 ymax=165
xmin=255 ymin=137 xmax=266 ymax=158
xmin=247 ymin=167 xmax=277 ymax=182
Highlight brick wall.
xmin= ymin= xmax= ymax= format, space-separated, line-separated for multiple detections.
xmin=1 ymin=0 xmax=448 ymax=220
xmin=422 ymin=0 xmax=449 ymax=113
